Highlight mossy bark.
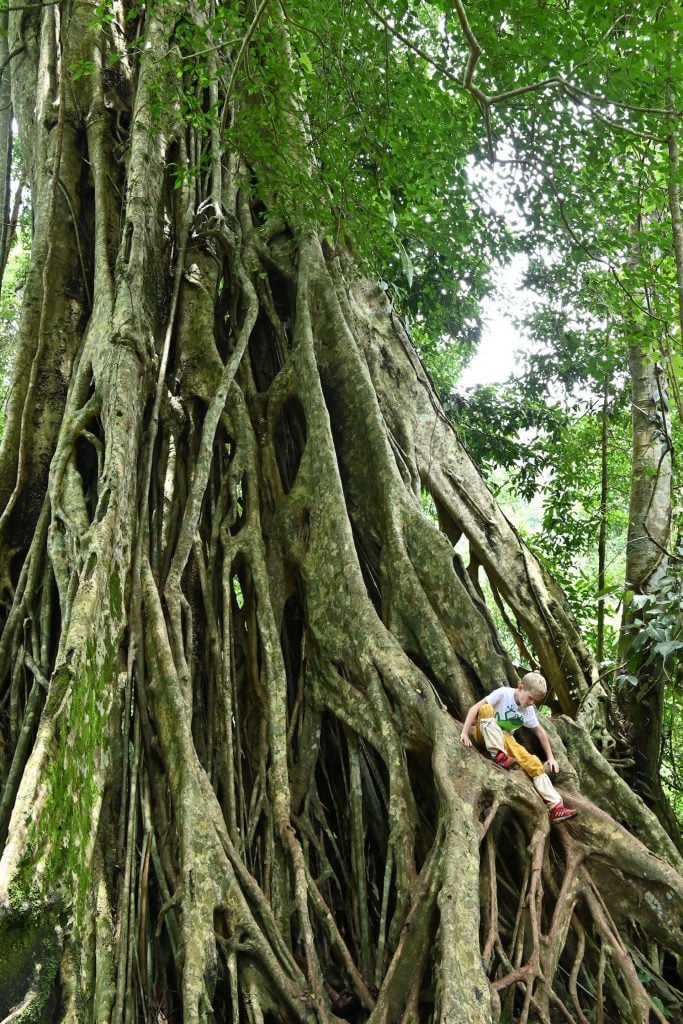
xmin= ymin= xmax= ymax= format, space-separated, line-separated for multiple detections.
xmin=616 ymin=335 xmax=677 ymax=839
xmin=0 ymin=4 xmax=682 ymax=1024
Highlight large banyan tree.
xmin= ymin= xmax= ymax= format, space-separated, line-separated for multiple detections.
xmin=0 ymin=1 xmax=682 ymax=1022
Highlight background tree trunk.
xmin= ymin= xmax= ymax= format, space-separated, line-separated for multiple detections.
xmin=596 ymin=374 xmax=610 ymax=666
xmin=0 ymin=8 xmax=14 ymax=285
xmin=0 ymin=5 xmax=681 ymax=1024
xmin=616 ymin=339 xmax=677 ymax=835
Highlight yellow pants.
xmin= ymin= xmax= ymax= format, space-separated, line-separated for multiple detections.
xmin=473 ymin=704 xmax=544 ymax=777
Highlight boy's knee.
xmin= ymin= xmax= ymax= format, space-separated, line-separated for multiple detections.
xmin=526 ymin=755 xmax=545 ymax=777
xmin=478 ymin=704 xmax=494 ymax=721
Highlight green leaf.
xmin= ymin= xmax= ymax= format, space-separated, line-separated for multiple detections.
xmin=654 ymin=640 xmax=683 ymax=659
xmin=69 ymin=60 xmax=94 ymax=81
xmin=618 ymin=674 xmax=639 ymax=687
xmin=299 ymin=51 xmax=314 ymax=74
xmin=397 ymin=239 xmax=414 ymax=290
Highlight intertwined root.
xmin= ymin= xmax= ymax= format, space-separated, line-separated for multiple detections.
xmin=0 ymin=7 xmax=681 ymax=1019
xmin=1 ymin=218 xmax=682 ymax=1023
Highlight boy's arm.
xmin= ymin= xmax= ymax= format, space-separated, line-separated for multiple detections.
xmin=460 ymin=697 xmax=488 ymax=746
xmin=529 ymin=723 xmax=559 ymax=773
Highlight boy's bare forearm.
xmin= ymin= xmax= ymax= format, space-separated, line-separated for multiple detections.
xmin=461 ymin=699 xmax=484 ymax=737
xmin=533 ymin=725 xmax=558 ymax=766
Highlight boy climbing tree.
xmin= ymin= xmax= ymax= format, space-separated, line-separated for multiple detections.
xmin=460 ymin=672 xmax=578 ymax=822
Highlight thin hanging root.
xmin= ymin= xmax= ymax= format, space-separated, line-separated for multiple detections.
xmin=141 ymin=775 xmax=179 ymax=959
xmin=279 ymin=819 xmax=331 ymax=1020
xmin=137 ymin=825 xmax=153 ymax=1011
xmin=369 ymin=833 xmax=444 ymax=1024
xmin=580 ymin=879 xmax=657 ymax=1024
xmin=568 ymin=923 xmax=592 ymax=1024
xmin=485 ymin=571 xmax=535 ymax=666
xmin=596 ymin=942 xmax=606 ymax=1024
xmin=112 ymin=711 xmax=141 ymax=1024
xmin=479 ymin=798 xmax=501 ymax=842
xmin=365 ymin=667 xmax=417 ymax=930
xmin=244 ymin=975 xmax=266 ymax=1024
xmin=93 ymin=852 xmax=116 ymax=1022
xmin=401 ymin=971 xmax=423 ymax=1024
xmin=506 ymin=830 xmax=547 ymax=1024
xmin=346 ymin=726 xmax=373 ymax=977
xmin=482 ymin=833 xmax=498 ymax=969
xmin=544 ymin=988 xmax=577 ymax=1024
xmin=0 ymin=675 xmax=45 ymax=848
xmin=142 ymin=552 xmax=317 ymax=1018
xmin=536 ymin=860 xmax=582 ymax=1015
xmin=214 ymin=818 xmax=303 ymax=987
xmin=0 ymin=496 xmax=50 ymax=687
xmin=48 ymin=390 xmax=102 ymax=526
xmin=303 ymin=862 xmax=376 ymax=1011
xmin=375 ymin=844 xmax=393 ymax=989
xmin=219 ymin=571 xmax=239 ymax=845
xmin=509 ymin=858 xmax=531 ymax=973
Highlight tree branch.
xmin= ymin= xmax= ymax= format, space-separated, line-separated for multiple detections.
xmin=363 ymin=1 xmax=675 ymax=159
xmin=219 ymin=0 xmax=271 ymax=138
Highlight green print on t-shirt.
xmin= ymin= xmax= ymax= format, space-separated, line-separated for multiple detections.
xmin=495 ymin=703 xmax=525 ymax=732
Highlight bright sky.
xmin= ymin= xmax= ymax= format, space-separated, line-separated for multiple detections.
xmin=457 ymin=257 xmax=533 ymax=389
xmin=458 ymin=300 xmax=525 ymax=388
xmin=457 ymin=152 xmax=543 ymax=391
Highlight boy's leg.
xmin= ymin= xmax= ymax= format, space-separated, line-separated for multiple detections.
xmin=532 ymin=773 xmax=564 ymax=808
xmin=474 ymin=705 xmax=507 ymax=756
xmin=502 ymin=734 xmax=563 ymax=807
xmin=478 ymin=714 xmax=577 ymax=820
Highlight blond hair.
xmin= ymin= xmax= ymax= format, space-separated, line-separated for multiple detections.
xmin=520 ymin=672 xmax=547 ymax=701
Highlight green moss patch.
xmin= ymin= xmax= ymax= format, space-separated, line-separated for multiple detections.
xmin=23 ymin=637 xmax=117 ymax=917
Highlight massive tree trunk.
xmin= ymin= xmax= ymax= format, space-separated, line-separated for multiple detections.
xmin=0 ymin=4 xmax=682 ymax=1023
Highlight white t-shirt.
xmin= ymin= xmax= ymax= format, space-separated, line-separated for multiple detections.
xmin=485 ymin=687 xmax=540 ymax=733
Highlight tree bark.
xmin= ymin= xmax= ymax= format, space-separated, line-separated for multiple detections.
xmin=0 ymin=7 xmax=14 ymax=288
xmin=596 ymin=375 xmax=609 ymax=665
xmin=616 ymin=340 xmax=677 ymax=837
xmin=0 ymin=4 xmax=681 ymax=1024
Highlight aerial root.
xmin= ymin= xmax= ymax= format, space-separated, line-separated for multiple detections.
xmin=369 ymin=831 xmax=444 ymax=1024
xmin=302 ymin=862 xmax=376 ymax=1011
xmin=142 ymin=564 xmax=296 ymax=1015
xmin=473 ymin=788 xmax=683 ymax=1024
xmin=0 ymin=496 xmax=50 ymax=688
xmin=5 ymin=185 xmax=683 ymax=1024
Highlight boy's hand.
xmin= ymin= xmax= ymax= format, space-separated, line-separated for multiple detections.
xmin=545 ymin=757 xmax=559 ymax=774
xmin=460 ymin=730 xmax=472 ymax=747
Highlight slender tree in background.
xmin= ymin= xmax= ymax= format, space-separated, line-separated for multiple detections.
xmin=614 ymin=64 xmax=681 ymax=829
xmin=596 ymin=373 xmax=611 ymax=666
xmin=0 ymin=3 xmax=682 ymax=1023
xmin=616 ymin=229 xmax=675 ymax=832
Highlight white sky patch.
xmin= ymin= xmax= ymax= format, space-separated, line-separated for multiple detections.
xmin=459 ymin=300 xmax=524 ymax=387
xmin=457 ymin=152 xmax=543 ymax=390
xmin=458 ymin=255 xmax=536 ymax=389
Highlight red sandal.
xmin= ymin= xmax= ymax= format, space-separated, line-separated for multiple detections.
xmin=549 ymin=803 xmax=578 ymax=823
xmin=493 ymin=751 xmax=517 ymax=770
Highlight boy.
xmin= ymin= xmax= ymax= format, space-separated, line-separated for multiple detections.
xmin=460 ymin=671 xmax=577 ymax=823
